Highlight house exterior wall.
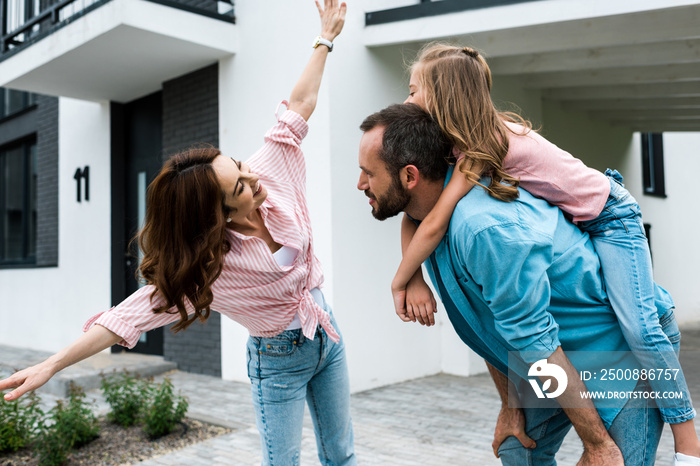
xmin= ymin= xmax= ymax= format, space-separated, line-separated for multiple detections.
xmin=1 ymin=0 xmax=698 ymax=393
xmin=620 ymin=133 xmax=700 ymax=324
xmin=0 ymin=98 xmax=111 ymax=351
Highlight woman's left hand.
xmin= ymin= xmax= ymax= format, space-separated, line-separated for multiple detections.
xmin=316 ymin=0 xmax=347 ymax=42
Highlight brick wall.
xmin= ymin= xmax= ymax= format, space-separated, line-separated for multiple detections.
xmin=162 ymin=63 xmax=219 ymax=159
xmin=163 ymin=313 xmax=223 ymax=376
xmin=161 ymin=64 xmax=222 ymax=376
xmin=35 ymin=95 xmax=59 ymax=266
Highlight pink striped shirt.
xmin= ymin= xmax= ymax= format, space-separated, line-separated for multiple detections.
xmin=83 ymin=103 xmax=339 ymax=347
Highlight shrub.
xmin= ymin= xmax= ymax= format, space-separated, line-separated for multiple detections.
xmin=34 ymin=419 xmax=72 ymax=466
xmin=101 ymin=371 xmax=149 ymax=427
xmin=0 ymin=390 xmax=43 ymax=453
xmin=142 ymin=378 xmax=188 ymax=439
xmin=35 ymin=383 xmax=99 ymax=466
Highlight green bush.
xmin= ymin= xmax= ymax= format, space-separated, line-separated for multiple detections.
xmin=0 ymin=390 xmax=43 ymax=453
xmin=1 ymin=372 xmax=190 ymax=465
xmin=101 ymin=371 xmax=149 ymax=427
xmin=101 ymin=371 xmax=190 ymax=439
xmin=34 ymin=421 xmax=72 ymax=466
xmin=35 ymin=383 xmax=99 ymax=466
xmin=142 ymin=378 xmax=188 ymax=439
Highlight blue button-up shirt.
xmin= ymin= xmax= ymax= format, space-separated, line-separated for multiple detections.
xmin=423 ymin=170 xmax=639 ymax=427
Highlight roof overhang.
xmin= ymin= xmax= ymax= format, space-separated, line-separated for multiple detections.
xmin=364 ymin=0 xmax=700 ymax=132
xmin=0 ymin=0 xmax=237 ymax=102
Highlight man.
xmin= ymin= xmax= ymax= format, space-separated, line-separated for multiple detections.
xmin=357 ymin=104 xmax=667 ymax=465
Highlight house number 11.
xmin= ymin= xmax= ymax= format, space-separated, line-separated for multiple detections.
xmin=74 ymin=166 xmax=90 ymax=202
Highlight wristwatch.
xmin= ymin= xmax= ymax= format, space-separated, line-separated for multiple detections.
xmin=312 ymin=36 xmax=333 ymax=52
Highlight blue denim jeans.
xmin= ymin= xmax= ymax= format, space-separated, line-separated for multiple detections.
xmin=498 ymin=378 xmax=664 ymax=465
xmin=577 ymin=169 xmax=695 ymax=424
xmin=246 ymin=299 xmax=355 ymax=466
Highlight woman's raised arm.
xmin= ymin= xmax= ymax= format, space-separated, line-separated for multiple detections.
xmin=287 ymin=0 xmax=346 ymax=121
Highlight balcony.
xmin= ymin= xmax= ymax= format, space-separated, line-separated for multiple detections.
xmin=364 ymin=0 xmax=700 ymax=132
xmin=0 ymin=0 xmax=237 ymax=102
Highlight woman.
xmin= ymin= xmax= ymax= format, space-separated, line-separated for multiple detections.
xmin=0 ymin=1 xmax=354 ymax=464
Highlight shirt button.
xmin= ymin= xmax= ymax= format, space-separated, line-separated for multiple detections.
xmin=267 ymin=344 xmax=271 ymax=349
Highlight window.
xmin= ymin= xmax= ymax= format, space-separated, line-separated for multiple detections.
xmin=641 ymin=133 xmax=666 ymax=198
xmin=0 ymin=139 xmax=37 ymax=265
xmin=0 ymin=88 xmax=36 ymax=120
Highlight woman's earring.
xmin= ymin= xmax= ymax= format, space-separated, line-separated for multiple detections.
xmin=226 ymin=218 xmax=232 ymax=223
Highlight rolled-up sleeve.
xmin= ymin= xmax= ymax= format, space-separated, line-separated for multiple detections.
xmin=82 ymin=285 xmax=181 ymax=348
xmin=246 ymin=103 xmax=309 ymax=186
xmin=460 ymin=223 xmax=561 ymax=362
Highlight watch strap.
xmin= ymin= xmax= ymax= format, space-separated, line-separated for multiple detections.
xmin=312 ymin=36 xmax=333 ymax=52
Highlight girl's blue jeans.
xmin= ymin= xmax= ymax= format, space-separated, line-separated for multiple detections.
xmin=578 ymin=169 xmax=695 ymax=424
xmin=246 ymin=297 xmax=355 ymax=466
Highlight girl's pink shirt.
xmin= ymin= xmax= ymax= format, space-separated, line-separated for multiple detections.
xmin=501 ymin=121 xmax=609 ymax=222
xmin=83 ymin=105 xmax=339 ymax=348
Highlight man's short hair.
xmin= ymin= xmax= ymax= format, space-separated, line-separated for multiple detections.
xmin=360 ymin=104 xmax=451 ymax=181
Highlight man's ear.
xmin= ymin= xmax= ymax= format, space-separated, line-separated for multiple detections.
xmin=402 ymin=165 xmax=420 ymax=190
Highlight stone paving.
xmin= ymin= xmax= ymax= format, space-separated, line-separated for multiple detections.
xmin=2 ymin=324 xmax=700 ymax=465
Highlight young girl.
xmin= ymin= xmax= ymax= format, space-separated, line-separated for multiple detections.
xmin=391 ymin=42 xmax=700 ymax=465
xmin=0 ymin=2 xmax=355 ymax=464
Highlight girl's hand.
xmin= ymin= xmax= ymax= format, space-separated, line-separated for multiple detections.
xmin=391 ymin=285 xmax=410 ymax=323
xmin=402 ymin=273 xmax=438 ymax=326
xmin=315 ymin=0 xmax=347 ymax=42
xmin=391 ymin=274 xmax=411 ymax=322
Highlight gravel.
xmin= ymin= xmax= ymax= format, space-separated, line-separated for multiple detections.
xmin=0 ymin=417 xmax=230 ymax=465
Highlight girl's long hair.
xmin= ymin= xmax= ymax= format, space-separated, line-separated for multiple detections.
xmin=137 ymin=147 xmax=230 ymax=332
xmin=412 ymin=42 xmax=532 ymax=201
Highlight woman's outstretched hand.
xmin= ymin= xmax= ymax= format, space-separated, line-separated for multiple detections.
xmin=0 ymin=362 xmax=56 ymax=401
xmin=0 ymin=325 xmax=121 ymax=402
xmin=316 ymin=0 xmax=347 ymax=42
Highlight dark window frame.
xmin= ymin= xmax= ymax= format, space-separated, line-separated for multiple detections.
xmin=0 ymin=88 xmax=37 ymax=121
xmin=0 ymin=135 xmax=37 ymax=267
xmin=641 ymin=132 xmax=666 ymax=198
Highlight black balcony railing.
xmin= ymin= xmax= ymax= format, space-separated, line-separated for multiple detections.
xmin=366 ymin=0 xmax=543 ymax=26
xmin=0 ymin=0 xmax=234 ymax=59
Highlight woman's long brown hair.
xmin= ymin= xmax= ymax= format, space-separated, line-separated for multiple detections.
xmin=137 ymin=147 xmax=230 ymax=332
xmin=412 ymin=43 xmax=533 ymax=201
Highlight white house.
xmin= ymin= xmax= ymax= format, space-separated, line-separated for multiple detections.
xmin=0 ymin=0 xmax=698 ymax=393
